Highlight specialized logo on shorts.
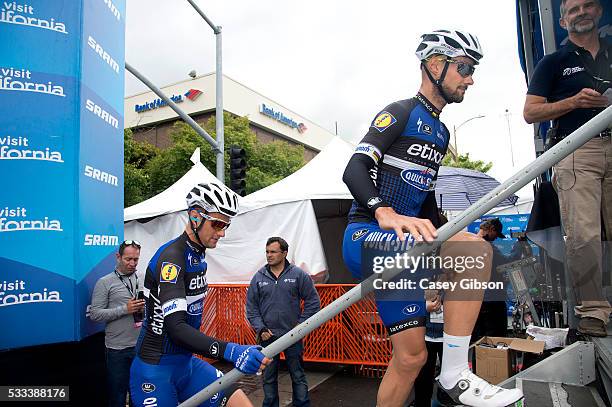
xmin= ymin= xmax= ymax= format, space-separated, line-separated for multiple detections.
xmin=352 ymin=229 xmax=369 ymax=241
xmin=400 ymin=168 xmax=436 ymax=191
xmin=160 ymin=262 xmax=180 ymax=283
xmin=402 ymin=304 xmax=420 ymax=316
xmin=209 ymin=342 xmax=220 ymax=357
xmin=372 ymin=111 xmax=397 ymax=132
xmin=141 ymin=383 xmax=155 ymax=393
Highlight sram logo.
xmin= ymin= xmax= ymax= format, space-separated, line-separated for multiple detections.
xmin=84 ymin=234 xmax=118 ymax=246
xmin=84 ymin=165 xmax=118 ymax=186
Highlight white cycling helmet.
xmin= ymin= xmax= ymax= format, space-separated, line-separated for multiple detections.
xmin=415 ymin=29 xmax=483 ymax=64
xmin=186 ymin=182 xmax=239 ymax=217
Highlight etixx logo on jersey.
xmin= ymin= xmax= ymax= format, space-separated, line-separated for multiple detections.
xmin=372 ymin=111 xmax=397 ymax=133
xmin=160 ymin=262 xmax=181 ymax=283
xmin=402 ymin=304 xmax=420 ymax=316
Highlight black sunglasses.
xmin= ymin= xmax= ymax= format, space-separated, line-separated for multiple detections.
xmin=446 ymin=59 xmax=476 ymax=78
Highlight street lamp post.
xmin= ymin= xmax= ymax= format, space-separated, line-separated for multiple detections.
xmin=452 ymin=114 xmax=486 ymax=160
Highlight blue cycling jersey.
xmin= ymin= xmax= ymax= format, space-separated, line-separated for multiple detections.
xmin=342 ymin=93 xmax=450 ymax=335
xmin=131 ymin=232 xmax=238 ymax=406
xmin=136 ymin=232 xmax=221 ymax=363
xmin=346 ymin=93 xmax=450 ymax=223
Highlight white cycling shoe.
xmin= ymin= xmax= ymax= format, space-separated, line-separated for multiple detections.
xmin=436 ymin=369 xmax=524 ymax=407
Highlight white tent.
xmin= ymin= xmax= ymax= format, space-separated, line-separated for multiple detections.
xmin=125 ymin=137 xmax=530 ymax=284
xmin=124 ymin=138 xmax=356 ymax=283
xmin=240 ymin=137 xmax=354 ymax=212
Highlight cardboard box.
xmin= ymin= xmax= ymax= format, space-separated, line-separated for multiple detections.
xmin=474 ymin=336 xmax=545 ymax=384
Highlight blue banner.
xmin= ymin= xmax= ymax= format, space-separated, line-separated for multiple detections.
xmin=0 ymin=0 xmax=125 ymax=349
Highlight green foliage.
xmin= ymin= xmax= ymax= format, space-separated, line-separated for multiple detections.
xmin=124 ymin=163 xmax=148 ymax=207
xmin=124 ymin=129 xmax=159 ymax=207
xmin=442 ymin=152 xmax=493 ymax=173
xmin=124 ymin=128 xmax=159 ymax=168
xmin=125 ymin=113 xmax=306 ymax=206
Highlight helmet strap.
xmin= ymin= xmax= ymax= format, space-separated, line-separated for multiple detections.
xmin=422 ymin=60 xmax=454 ymax=105
xmin=188 ymin=208 xmax=207 ymax=249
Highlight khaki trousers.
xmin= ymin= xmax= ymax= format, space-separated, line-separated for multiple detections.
xmin=553 ymin=137 xmax=612 ymax=323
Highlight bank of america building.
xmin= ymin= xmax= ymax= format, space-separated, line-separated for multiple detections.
xmin=124 ymin=73 xmax=335 ymax=161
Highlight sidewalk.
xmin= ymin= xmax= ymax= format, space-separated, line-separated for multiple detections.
xmin=217 ymin=361 xmax=380 ymax=406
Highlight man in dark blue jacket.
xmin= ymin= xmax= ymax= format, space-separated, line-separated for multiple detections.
xmin=246 ymin=237 xmax=321 ymax=407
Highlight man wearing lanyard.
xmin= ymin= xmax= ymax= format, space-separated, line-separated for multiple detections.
xmin=90 ymin=240 xmax=145 ymax=407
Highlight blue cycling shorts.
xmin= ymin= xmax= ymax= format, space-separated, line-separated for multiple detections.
xmin=343 ymin=222 xmax=433 ymax=335
xmin=130 ymin=354 xmax=239 ymax=407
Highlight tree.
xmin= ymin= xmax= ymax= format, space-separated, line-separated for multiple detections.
xmin=442 ymin=152 xmax=493 ymax=173
xmin=124 ymin=129 xmax=159 ymax=207
xmin=144 ymin=113 xmax=306 ymax=198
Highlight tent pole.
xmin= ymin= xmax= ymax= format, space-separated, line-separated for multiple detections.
xmin=178 ymin=105 xmax=612 ymax=407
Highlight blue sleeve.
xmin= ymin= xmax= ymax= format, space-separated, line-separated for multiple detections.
xmin=246 ymin=275 xmax=266 ymax=332
xmin=527 ymin=54 xmax=557 ymax=98
xmin=298 ymin=270 xmax=320 ymax=323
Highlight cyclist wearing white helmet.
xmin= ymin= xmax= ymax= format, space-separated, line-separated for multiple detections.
xmin=130 ymin=182 xmax=270 ymax=407
xmin=416 ymin=29 xmax=484 ymax=105
xmin=341 ymin=30 xmax=523 ymax=406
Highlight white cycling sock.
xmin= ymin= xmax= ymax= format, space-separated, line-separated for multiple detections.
xmin=438 ymin=332 xmax=471 ymax=389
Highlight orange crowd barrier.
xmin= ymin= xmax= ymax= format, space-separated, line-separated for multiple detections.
xmin=200 ymin=284 xmax=392 ymax=369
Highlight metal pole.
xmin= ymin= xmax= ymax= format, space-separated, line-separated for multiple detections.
xmin=215 ymin=30 xmax=224 ymax=183
xmin=518 ymin=0 xmax=536 ymax=82
xmin=125 ymin=62 xmax=220 ymax=152
xmin=505 ymin=109 xmax=515 ymax=167
xmin=185 ymin=0 xmax=224 ymax=181
xmin=537 ymin=0 xmax=557 ymax=55
xmin=186 ymin=0 xmax=220 ymax=34
xmin=179 ymin=106 xmax=612 ymax=407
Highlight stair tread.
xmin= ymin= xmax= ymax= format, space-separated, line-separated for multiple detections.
xmin=521 ymin=380 xmax=601 ymax=406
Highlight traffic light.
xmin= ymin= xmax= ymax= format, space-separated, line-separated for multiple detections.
xmin=229 ymin=146 xmax=246 ymax=196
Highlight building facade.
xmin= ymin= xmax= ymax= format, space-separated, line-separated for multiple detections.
xmin=124 ymin=73 xmax=335 ymax=161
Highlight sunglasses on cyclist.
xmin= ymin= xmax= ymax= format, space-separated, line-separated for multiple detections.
xmin=197 ymin=211 xmax=231 ymax=231
xmin=120 ymin=240 xmax=141 ymax=249
xmin=446 ymin=59 xmax=476 ymax=78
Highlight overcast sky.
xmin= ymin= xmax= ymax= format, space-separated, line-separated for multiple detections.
xmin=125 ymin=0 xmax=536 ymax=199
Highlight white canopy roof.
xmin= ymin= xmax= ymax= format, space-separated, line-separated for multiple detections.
xmin=240 ymin=137 xmax=354 ymax=213
xmin=124 ymin=149 xmax=219 ymax=222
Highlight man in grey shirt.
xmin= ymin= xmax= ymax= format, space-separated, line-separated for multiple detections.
xmin=90 ymin=240 xmax=145 ymax=407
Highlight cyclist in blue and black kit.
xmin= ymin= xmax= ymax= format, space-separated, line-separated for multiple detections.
xmin=342 ymin=30 xmax=523 ymax=407
xmin=130 ymin=182 xmax=270 ymax=407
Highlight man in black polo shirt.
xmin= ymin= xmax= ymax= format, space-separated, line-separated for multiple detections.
xmin=523 ymin=0 xmax=611 ymax=337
